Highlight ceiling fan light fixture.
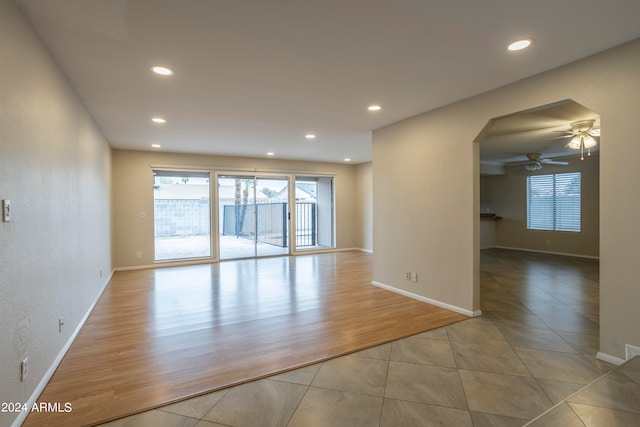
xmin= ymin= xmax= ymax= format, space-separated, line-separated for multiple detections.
xmin=583 ymin=134 xmax=597 ymax=148
xmin=525 ymin=161 xmax=542 ymax=171
xmin=568 ymin=136 xmax=582 ymax=149
xmin=566 ymin=119 xmax=599 ymax=160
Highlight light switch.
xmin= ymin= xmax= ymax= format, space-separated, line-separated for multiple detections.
xmin=2 ymin=199 xmax=10 ymax=222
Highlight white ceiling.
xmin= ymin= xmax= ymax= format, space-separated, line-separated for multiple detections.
xmin=18 ymin=0 xmax=640 ymax=164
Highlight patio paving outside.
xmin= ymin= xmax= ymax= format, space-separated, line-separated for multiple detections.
xmin=155 ymin=235 xmax=325 ymax=261
xmin=154 ymin=235 xmax=212 ymax=261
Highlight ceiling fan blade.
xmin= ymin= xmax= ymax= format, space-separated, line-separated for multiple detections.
xmin=540 ymin=159 xmax=569 ymax=165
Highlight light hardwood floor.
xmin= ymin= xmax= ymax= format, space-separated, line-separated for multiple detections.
xmin=90 ymin=249 xmax=614 ymax=427
xmin=25 ymin=251 xmax=466 ymax=427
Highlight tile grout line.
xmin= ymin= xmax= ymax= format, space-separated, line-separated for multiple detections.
xmin=444 ymin=325 xmax=473 ymax=418
xmin=285 ymin=361 xmax=323 ymax=427
xmin=522 ymin=361 xmax=624 ymax=426
xmin=377 ymin=343 xmax=393 ymax=427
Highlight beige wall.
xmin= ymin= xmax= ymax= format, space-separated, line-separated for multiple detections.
xmin=0 ymin=2 xmax=112 ymax=426
xmin=373 ymin=105 xmax=481 ymax=316
xmin=355 ymin=162 xmax=373 ymax=252
xmin=373 ymin=38 xmax=640 ymax=359
xmin=481 ymin=154 xmax=599 ymax=257
xmin=112 ymin=149 xmax=361 ymax=268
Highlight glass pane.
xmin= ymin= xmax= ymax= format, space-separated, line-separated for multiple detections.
xmin=218 ymin=176 xmax=256 ymax=259
xmin=256 ymin=177 xmax=289 ymax=257
xmin=295 ymin=176 xmax=335 ymax=250
xmin=218 ymin=176 xmax=290 ymax=259
xmin=154 ymin=171 xmax=211 ymax=261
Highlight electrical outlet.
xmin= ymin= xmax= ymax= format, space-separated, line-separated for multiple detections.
xmin=21 ymin=357 xmax=28 ymax=382
xmin=405 ymin=271 xmax=411 ymax=280
xmin=411 ymin=272 xmax=418 ymax=282
xmin=58 ymin=317 xmax=64 ymax=333
xmin=2 ymin=199 xmax=11 ymax=222
xmin=136 ymin=251 xmax=142 ymax=259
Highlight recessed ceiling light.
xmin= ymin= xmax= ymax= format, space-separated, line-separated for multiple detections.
xmin=508 ymin=39 xmax=532 ymax=52
xmin=152 ymin=66 xmax=174 ymax=76
xmin=344 ymin=158 xmax=352 ymax=162
xmin=368 ymin=105 xmax=382 ymax=111
xmin=266 ymin=152 xmax=275 ymax=156
xmin=305 ymin=134 xmax=316 ymax=140
xmin=151 ymin=117 xmax=166 ymax=124
xmin=151 ymin=144 xmax=161 ymax=148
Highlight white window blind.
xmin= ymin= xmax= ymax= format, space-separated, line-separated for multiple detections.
xmin=527 ymin=172 xmax=581 ymax=232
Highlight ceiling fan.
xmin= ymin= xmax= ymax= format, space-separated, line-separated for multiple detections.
xmin=524 ymin=152 xmax=569 ymax=171
xmin=555 ymin=119 xmax=600 ymax=159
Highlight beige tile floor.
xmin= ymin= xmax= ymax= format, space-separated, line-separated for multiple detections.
xmin=527 ymin=356 xmax=640 ymax=426
xmin=100 ymin=249 xmax=631 ymax=427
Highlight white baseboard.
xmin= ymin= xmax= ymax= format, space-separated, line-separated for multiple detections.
xmin=494 ymin=246 xmax=599 ymax=260
xmin=324 ymin=247 xmax=361 ymax=253
xmin=371 ymin=281 xmax=481 ymax=317
xmin=293 ymin=247 xmax=371 ymax=255
xmin=115 ymin=249 xmax=372 ymax=272
xmin=114 ymin=258 xmax=218 ymax=271
xmin=596 ymin=351 xmax=626 ymax=366
xmin=11 ymin=270 xmax=114 ymax=427
xmin=625 ymin=344 xmax=640 ymax=359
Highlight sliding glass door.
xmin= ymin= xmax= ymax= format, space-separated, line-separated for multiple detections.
xmin=295 ymin=176 xmax=335 ymax=251
xmin=218 ymin=175 xmax=290 ymax=259
xmin=153 ymin=170 xmax=211 ymax=261
xmin=255 ymin=177 xmax=290 ymax=257
xmin=151 ymin=170 xmax=335 ymax=262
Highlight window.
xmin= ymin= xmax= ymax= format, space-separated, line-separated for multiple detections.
xmin=153 ymin=170 xmax=211 ymax=261
xmin=527 ymin=172 xmax=581 ymax=232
